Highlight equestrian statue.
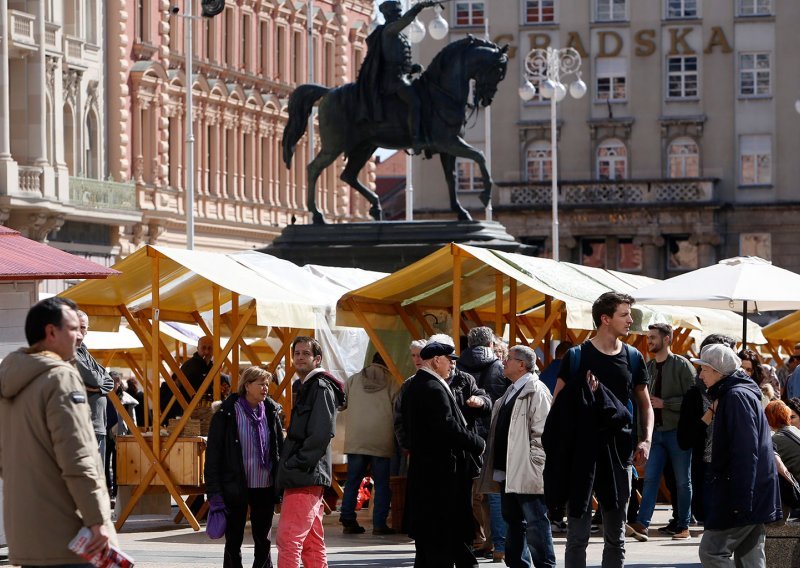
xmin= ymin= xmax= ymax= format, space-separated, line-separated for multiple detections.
xmin=282 ymin=0 xmax=509 ymax=224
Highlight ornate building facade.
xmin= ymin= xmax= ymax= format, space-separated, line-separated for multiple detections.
xmin=109 ymin=0 xmax=374 ymax=252
xmin=412 ymin=0 xmax=800 ymax=278
xmin=0 ymin=0 xmax=140 ymax=290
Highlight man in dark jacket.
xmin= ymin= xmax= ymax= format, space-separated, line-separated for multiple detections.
xmin=457 ymin=326 xmax=510 ymax=558
xmin=75 ymin=310 xmax=114 ymax=456
xmin=693 ymin=344 xmax=781 ymax=568
xmin=403 ymin=341 xmax=485 ymax=567
xmin=275 ymin=336 xmax=345 ymax=568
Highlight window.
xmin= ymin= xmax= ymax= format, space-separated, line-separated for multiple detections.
xmin=666 ymin=0 xmax=697 ymax=18
xmin=739 ymin=135 xmax=771 ymax=186
xmin=597 ymin=139 xmax=627 ymax=180
xmin=667 ymin=55 xmax=698 ymax=98
xmin=525 ymin=0 xmax=555 ymax=24
xmin=525 ymin=141 xmax=552 ymax=181
xmin=667 ymin=137 xmax=700 ymax=177
xmin=595 ymin=58 xmax=627 ymax=102
xmin=456 ymin=158 xmax=481 ymax=192
xmin=454 ymin=1 xmax=485 ymax=27
xmin=617 ymin=238 xmax=642 ymax=272
xmin=738 ymin=0 xmax=771 ymax=16
xmin=596 ymin=0 xmax=627 ymax=21
xmin=581 ymin=239 xmax=607 ymax=269
xmin=739 ymin=52 xmax=771 ymax=97
xmin=276 ymin=26 xmax=286 ymax=80
xmin=242 ymin=14 xmax=251 ymax=71
xmin=667 ymin=236 xmax=698 ymax=271
xmin=259 ymin=20 xmax=269 ymax=76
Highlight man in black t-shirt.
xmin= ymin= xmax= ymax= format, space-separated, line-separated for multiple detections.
xmin=553 ymin=292 xmax=653 ymax=568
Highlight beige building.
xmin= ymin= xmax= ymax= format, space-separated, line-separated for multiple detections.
xmin=0 ymin=0 xmax=140 ymax=292
xmin=109 ymin=0 xmax=374 ymax=253
xmin=412 ymin=0 xmax=800 ymax=278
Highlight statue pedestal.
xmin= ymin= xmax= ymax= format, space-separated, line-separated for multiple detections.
xmin=262 ymin=220 xmax=536 ymax=272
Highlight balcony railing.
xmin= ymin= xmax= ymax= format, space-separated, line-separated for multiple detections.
xmin=497 ymin=178 xmax=717 ymax=208
xmin=45 ymin=22 xmax=61 ymax=53
xmin=18 ymin=166 xmax=44 ymax=195
xmin=69 ymin=177 xmax=137 ymax=211
xmin=64 ymin=35 xmax=85 ymax=65
xmin=9 ymin=10 xmax=36 ymax=52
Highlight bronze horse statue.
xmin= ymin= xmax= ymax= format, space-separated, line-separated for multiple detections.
xmin=282 ymin=36 xmax=509 ymax=224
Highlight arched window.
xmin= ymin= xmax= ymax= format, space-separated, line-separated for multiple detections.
xmin=525 ymin=141 xmax=552 ymax=181
xmin=596 ymin=138 xmax=627 ymax=180
xmin=667 ymin=137 xmax=700 ymax=178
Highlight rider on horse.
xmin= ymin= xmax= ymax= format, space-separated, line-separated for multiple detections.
xmin=356 ymin=0 xmax=438 ymax=154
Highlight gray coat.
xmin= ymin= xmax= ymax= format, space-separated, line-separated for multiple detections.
xmin=276 ymin=369 xmax=345 ymax=491
xmin=74 ymin=344 xmax=114 ymax=435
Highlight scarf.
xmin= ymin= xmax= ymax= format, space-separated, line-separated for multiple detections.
xmin=237 ymin=395 xmax=269 ymax=468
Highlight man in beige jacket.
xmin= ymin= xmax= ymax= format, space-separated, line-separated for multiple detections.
xmin=0 ymin=297 xmax=116 ymax=567
xmin=479 ymin=345 xmax=554 ymax=568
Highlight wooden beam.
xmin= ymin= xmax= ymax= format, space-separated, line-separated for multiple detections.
xmin=527 ymin=310 xmax=561 ymax=354
xmin=393 ymin=304 xmax=423 ymax=340
xmin=544 ymin=296 xmax=552 ymax=365
xmin=465 ymin=309 xmax=483 ymax=329
xmin=509 ymin=279 xmax=518 ymax=347
xmin=453 ymin=251 xmax=462 ymax=355
xmin=349 ymin=299 xmax=404 ymax=384
xmin=230 ymin=292 xmax=240 ymax=390
xmin=409 ymin=304 xmax=436 ymax=337
xmin=212 ymin=284 xmax=221 ymax=401
xmin=495 ymin=273 xmax=504 ymax=336
xmin=151 ymin=254 xmax=161 ymax=457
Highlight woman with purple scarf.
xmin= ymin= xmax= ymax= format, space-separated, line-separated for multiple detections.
xmin=206 ymin=366 xmax=284 ymax=568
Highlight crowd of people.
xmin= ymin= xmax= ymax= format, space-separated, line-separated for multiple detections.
xmin=2 ymin=293 xmax=799 ymax=567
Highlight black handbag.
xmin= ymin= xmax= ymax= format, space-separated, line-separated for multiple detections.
xmin=779 ymin=472 xmax=800 ymax=509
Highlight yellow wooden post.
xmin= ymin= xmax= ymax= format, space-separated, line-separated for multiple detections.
xmin=212 ymin=284 xmax=221 ymax=401
xmin=509 ymin=279 xmax=518 ymax=347
xmin=231 ymin=292 xmax=240 ymax=390
xmin=453 ymin=250 xmax=462 ymax=354
xmin=150 ymin=252 xmax=160 ymax=457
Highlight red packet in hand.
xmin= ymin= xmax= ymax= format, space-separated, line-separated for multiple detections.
xmin=68 ymin=527 xmax=135 ymax=568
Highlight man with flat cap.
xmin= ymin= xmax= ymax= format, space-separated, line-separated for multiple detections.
xmin=401 ymin=341 xmax=485 ymax=567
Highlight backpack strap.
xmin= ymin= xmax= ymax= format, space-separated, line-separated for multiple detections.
xmin=567 ymin=345 xmax=582 ymax=383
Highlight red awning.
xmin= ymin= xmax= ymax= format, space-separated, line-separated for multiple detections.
xmin=0 ymin=225 xmax=119 ymax=281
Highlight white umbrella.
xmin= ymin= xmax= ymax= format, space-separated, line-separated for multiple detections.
xmin=633 ymin=256 xmax=800 ymax=347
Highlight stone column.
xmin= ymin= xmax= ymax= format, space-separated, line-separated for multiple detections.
xmin=634 ymin=234 xmax=666 ymax=279
xmin=0 ymin=0 xmax=18 ymax=195
xmin=690 ymin=233 xmax=722 ymax=268
xmin=31 ymin=0 xmax=48 ymax=167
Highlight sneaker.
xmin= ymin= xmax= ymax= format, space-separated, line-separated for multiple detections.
xmin=551 ymin=520 xmax=567 ymax=533
xmin=492 ymin=551 xmax=505 ymax=563
xmin=340 ymin=518 xmax=366 ymax=534
xmin=657 ymin=521 xmax=678 ymax=535
xmin=672 ymin=528 xmax=691 ymax=540
xmin=372 ymin=526 xmax=396 ymax=535
xmin=626 ymin=522 xmax=649 ymax=542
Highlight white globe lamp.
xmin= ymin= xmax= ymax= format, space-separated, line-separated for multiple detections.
xmin=518 ymin=80 xmax=536 ymax=102
xmin=407 ymin=18 xmax=426 ymax=43
xmin=428 ymin=7 xmax=449 ymax=40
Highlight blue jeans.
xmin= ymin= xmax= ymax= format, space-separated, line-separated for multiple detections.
xmin=500 ymin=492 xmax=555 ymax=568
xmin=487 ymin=492 xmax=507 ymax=552
xmin=340 ymin=454 xmax=391 ymax=528
xmin=23 ymin=565 xmax=93 ymax=568
xmin=636 ymin=428 xmax=692 ymax=529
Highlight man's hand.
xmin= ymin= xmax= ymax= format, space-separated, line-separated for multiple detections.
xmin=466 ymin=395 xmax=484 ymax=408
xmin=84 ymin=523 xmax=110 ymax=557
xmin=633 ymin=440 xmax=650 ymax=467
xmin=586 ymin=371 xmax=599 ymax=393
xmin=650 ymin=396 xmax=664 ymax=409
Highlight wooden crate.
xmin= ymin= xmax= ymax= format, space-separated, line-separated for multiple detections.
xmin=117 ymin=436 xmax=206 ymax=487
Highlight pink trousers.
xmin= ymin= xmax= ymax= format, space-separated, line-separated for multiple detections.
xmin=276 ymin=486 xmax=327 ymax=568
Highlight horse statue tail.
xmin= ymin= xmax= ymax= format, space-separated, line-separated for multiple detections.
xmin=282 ymin=84 xmax=331 ymax=168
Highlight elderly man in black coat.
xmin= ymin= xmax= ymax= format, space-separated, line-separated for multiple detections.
xmin=402 ymin=341 xmax=485 ymax=568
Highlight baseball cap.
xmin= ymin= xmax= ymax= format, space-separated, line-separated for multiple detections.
xmin=420 ymin=341 xmax=458 ymax=360
xmin=690 ymin=344 xmax=741 ymax=376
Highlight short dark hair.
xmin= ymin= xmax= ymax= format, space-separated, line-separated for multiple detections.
xmin=648 ymin=323 xmax=673 ymax=340
xmin=25 ymin=297 xmax=78 ymax=346
xmin=700 ymin=333 xmax=736 ymax=350
xmin=467 ymin=326 xmax=494 ymax=348
xmin=291 ymin=336 xmax=323 ymax=359
xmin=592 ymin=292 xmax=635 ymax=328
xmin=554 ymin=341 xmax=574 ymax=359
xmin=372 ymin=351 xmax=386 ymax=366
xmin=787 ymin=397 xmax=800 ymax=416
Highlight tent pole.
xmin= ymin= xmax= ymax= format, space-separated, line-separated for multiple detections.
xmin=742 ymin=300 xmax=748 ymax=350
xmin=495 ymin=273 xmax=504 ymax=337
xmin=509 ymin=279 xmax=518 ymax=347
xmin=453 ymin=252 xmax=463 ymax=354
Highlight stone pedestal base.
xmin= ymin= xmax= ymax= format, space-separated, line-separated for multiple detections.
xmin=765 ymin=522 xmax=800 ymax=566
xmin=264 ymin=220 xmax=536 ymax=272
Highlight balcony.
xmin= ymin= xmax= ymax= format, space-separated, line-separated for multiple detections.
xmin=496 ymin=178 xmax=717 ymax=208
xmin=69 ymin=177 xmax=137 ymax=211
xmin=9 ymin=10 xmax=37 ymax=56
xmin=18 ymin=166 xmax=44 ymax=196
xmin=45 ymin=22 xmax=61 ymax=55
xmin=64 ymin=35 xmax=87 ymax=69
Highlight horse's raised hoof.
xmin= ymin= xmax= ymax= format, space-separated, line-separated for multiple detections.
xmin=312 ymin=212 xmax=328 ymax=225
xmin=479 ymin=191 xmax=492 ymax=208
xmin=369 ymin=204 xmax=384 ymax=222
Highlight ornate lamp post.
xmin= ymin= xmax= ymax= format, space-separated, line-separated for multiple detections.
xmin=519 ymin=47 xmax=586 ymax=261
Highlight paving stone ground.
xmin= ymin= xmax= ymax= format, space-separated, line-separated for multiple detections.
xmin=1 ymin=504 xmax=703 ymax=567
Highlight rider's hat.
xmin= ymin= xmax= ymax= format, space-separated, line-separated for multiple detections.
xmin=379 ymin=0 xmax=402 ymax=15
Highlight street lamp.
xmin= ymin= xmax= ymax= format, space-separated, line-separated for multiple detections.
xmin=519 ymin=47 xmax=586 ymax=261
